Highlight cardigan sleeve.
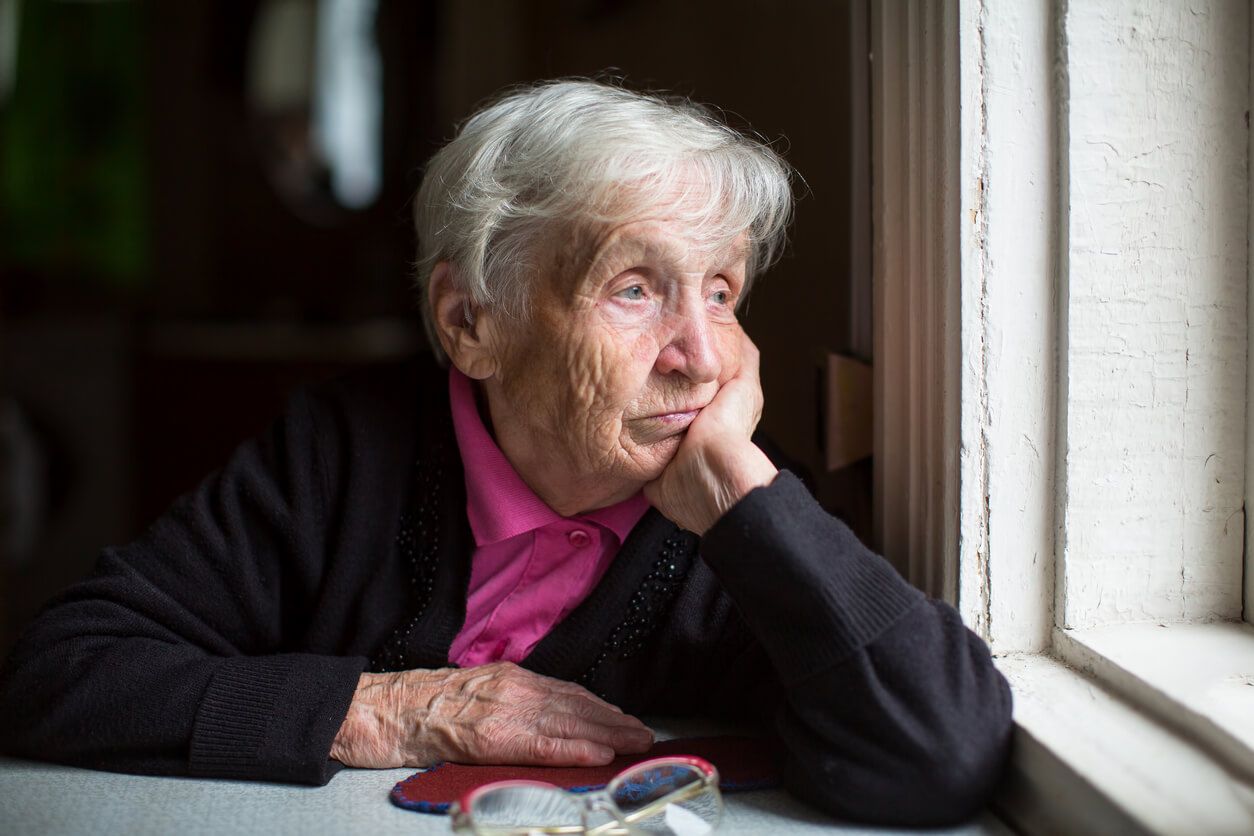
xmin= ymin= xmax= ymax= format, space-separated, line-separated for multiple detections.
xmin=0 ymin=388 xmax=368 ymax=785
xmin=698 ymin=471 xmax=1013 ymax=827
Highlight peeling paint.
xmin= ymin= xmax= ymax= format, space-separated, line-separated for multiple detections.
xmin=959 ymin=0 xmax=1060 ymax=652
xmin=1060 ymin=0 xmax=1248 ymax=627
xmin=974 ymin=0 xmax=994 ymax=642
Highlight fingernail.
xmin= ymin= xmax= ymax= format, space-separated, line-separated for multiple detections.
xmin=596 ymin=745 xmax=615 ymax=761
xmin=618 ymin=728 xmax=653 ymax=750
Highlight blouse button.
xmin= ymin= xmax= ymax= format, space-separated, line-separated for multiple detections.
xmin=568 ymin=529 xmax=591 ymax=548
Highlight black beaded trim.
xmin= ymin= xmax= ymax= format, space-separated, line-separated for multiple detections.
xmin=576 ymin=531 xmax=696 ymax=695
xmin=367 ymin=445 xmax=445 ymax=673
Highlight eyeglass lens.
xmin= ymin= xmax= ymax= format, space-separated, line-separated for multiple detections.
xmin=468 ymin=783 xmax=584 ymax=832
xmin=607 ymin=763 xmax=719 ymax=835
xmin=464 ymin=763 xmax=720 ymax=835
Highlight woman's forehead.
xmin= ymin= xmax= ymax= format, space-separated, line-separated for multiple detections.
xmin=582 ymin=173 xmax=749 ymax=256
xmin=580 ymin=218 xmax=749 ymax=271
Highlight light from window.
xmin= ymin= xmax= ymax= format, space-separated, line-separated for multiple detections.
xmin=313 ymin=0 xmax=382 ymax=210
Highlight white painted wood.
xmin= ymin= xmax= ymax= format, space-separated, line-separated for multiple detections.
xmin=954 ymin=0 xmax=1059 ymax=653
xmin=997 ymin=726 xmax=1150 ymax=836
xmin=871 ymin=0 xmax=960 ymax=605
xmin=1059 ymin=0 xmax=1249 ymax=629
xmin=999 ymin=653 xmax=1254 ymax=836
xmin=955 ymin=0 xmax=989 ymax=641
xmin=878 ymin=0 xmax=1251 ymax=640
xmin=1247 ymin=0 xmax=1254 ymax=628
xmin=877 ymin=3 xmax=1254 ymax=826
xmin=878 ymin=1 xmax=1254 ymax=829
xmin=1055 ymin=622 xmax=1254 ymax=784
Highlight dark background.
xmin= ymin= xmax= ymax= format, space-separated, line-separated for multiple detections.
xmin=0 ymin=0 xmax=872 ymax=654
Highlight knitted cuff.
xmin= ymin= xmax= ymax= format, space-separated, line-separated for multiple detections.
xmin=700 ymin=471 xmax=924 ymax=685
xmin=189 ymin=653 xmax=367 ymax=785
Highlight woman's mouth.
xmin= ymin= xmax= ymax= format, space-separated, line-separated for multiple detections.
xmin=655 ymin=409 xmax=699 ymax=424
xmin=637 ymin=409 xmax=700 ymax=438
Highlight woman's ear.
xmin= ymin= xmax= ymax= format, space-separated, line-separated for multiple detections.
xmin=428 ymin=262 xmax=498 ymax=380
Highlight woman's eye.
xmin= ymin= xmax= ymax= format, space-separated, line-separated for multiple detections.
xmin=711 ymin=289 xmax=730 ymax=305
xmin=617 ymin=285 xmax=646 ymax=301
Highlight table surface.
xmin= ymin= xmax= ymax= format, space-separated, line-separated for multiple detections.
xmin=0 ymin=758 xmax=1012 ymax=836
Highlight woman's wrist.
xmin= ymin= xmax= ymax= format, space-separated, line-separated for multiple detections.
xmin=709 ymin=443 xmax=778 ymax=526
xmin=330 ymin=672 xmax=375 ymax=765
xmin=330 ymin=670 xmax=411 ymax=767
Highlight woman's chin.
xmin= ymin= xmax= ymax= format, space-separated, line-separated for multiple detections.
xmin=627 ymin=435 xmax=685 ymax=481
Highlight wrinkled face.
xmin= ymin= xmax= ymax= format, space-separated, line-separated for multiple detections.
xmin=479 ymin=214 xmax=749 ymax=513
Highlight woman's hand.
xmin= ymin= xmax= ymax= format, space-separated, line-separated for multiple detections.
xmin=329 ymin=661 xmax=654 ymax=768
xmin=644 ymin=330 xmax=779 ymax=535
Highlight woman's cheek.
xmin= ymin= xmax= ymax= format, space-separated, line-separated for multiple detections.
xmin=559 ymin=323 xmax=637 ymax=412
xmin=714 ymin=324 xmax=745 ymax=385
xmin=598 ymin=296 xmax=662 ymax=329
xmin=589 ymin=303 xmax=665 ymax=373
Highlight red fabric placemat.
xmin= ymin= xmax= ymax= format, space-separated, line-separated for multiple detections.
xmin=389 ymin=735 xmax=779 ymax=814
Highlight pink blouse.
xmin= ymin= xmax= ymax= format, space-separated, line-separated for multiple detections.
xmin=446 ymin=368 xmax=651 ymax=667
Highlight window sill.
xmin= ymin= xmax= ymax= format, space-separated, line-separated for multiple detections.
xmin=994 ymin=652 xmax=1254 ymax=835
xmin=1054 ymin=621 xmax=1254 ymax=784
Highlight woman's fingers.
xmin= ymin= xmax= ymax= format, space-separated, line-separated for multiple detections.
xmin=538 ymin=710 xmax=654 ymax=753
xmin=496 ymin=664 xmax=650 ymax=732
xmin=562 ymin=695 xmax=646 ymax=731
xmin=692 ymin=330 xmax=762 ymax=440
xmin=641 ymin=328 xmax=775 ymax=534
xmin=465 ymin=664 xmax=654 ymax=763
xmin=519 ymin=735 xmax=616 ymax=766
xmin=524 ymin=686 xmax=654 ymax=755
xmin=369 ymin=662 xmax=657 ymax=768
xmin=541 ymin=675 xmax=629 ymax=715
xmin=554 ymin=689 xmax=650 ymax=730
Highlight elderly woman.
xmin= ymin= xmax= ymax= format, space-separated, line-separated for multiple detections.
xmin=0 ymin=80 xmax=1011 ymax=826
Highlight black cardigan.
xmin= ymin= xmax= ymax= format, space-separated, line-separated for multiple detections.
xmin=0 ymin=357 xmax=1012 ymax=827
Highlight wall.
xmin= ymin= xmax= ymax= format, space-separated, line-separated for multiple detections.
xmin=1060 ymin=0 xmax=1248 ymax=628
xmin=945 ymin=0 xmax=1249 ymax=649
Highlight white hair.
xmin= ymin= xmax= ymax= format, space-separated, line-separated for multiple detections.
xmin=413 ymin=78 xmax=795 ymax=364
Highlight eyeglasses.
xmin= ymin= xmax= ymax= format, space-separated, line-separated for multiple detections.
xmin=448 ymin=755 xmax=722 ymax=835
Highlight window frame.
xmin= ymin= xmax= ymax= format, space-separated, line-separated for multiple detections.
xmin=1248 ymin=0 xmax=1254 ymax=627
xmin=871 ymin=0 xmax=1254 ymax=830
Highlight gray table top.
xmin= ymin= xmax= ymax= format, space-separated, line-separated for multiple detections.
xmin=0 ymin=757 xmax=1011 ymax=836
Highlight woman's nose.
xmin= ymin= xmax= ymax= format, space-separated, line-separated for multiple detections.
xmin=654 ymin=308 xmax=721 ymax=384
